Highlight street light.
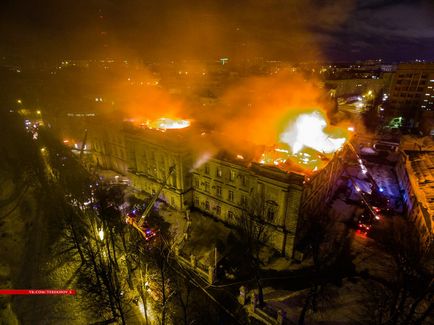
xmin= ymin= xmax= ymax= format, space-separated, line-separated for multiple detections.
xmin=98 ymin=228 xmax=104 ymax=241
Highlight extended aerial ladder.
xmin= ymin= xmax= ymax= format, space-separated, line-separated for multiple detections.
xmin=127 ymin=165 xmax=176 ymax=240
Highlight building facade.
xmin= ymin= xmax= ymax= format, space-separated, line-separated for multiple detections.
xmin=396 ymin=138 xmax=434 ymax=250
xmin=123 ymin=126 xmax=194 ymax=211
xmin=388 ymin=63 xmax=434 ymax=121
xmin=191 ymin=154 xmax=304 ymax=256
xmin=85 ymin=122 xmax=348 ymax=257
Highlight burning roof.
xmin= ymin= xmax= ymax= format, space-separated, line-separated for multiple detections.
xmin=125 ymin=108 xmax=349 ymax=176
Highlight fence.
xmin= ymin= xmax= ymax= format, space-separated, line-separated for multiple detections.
xmin=174 ymin=247 xmax=216 ymax=284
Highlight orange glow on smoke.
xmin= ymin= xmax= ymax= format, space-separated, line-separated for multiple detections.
xmin=117 ymin=69 xmax=349 ymax=174
xmin=214 ymin=72 xmax=349 ymax=173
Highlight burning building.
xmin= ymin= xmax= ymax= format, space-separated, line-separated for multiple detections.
xmin=192 ymin=153 xmax=305 ymax=256
xmin=85 ymin=112 xmax=350 ymax=257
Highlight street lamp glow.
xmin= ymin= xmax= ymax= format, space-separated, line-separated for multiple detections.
xmin=36 ymin=110 xmax=41 ymax=115
xmin=98 ymin=228 xmax=104 ymax=241
xmin=17 ymin=99 xmax=22 ymax=104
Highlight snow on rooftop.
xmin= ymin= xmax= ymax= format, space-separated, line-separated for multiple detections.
xmin=403 ymin=146 xmax=434 ymax=235
xmin=400 ymin=135 xmax=434 ymax=151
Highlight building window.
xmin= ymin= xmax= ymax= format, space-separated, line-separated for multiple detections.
xmin=228 ymin=211 xmax=234 ymax=221
xmin=266 ymin=200 xmax=278 ymax=222
xmin=216 ymin=186 xmax=222 ymax=197
xmin=228 ymin=190 xmax=234 ymax=202
xmin=241 ymin=174 xmax=248 ymax=186
xmin=204 ymin=164 xmax=210 ymax=175
xmin=216 ymin=205 xmax=221 ymax=215
xmin=194 ymin=177 xmax=200 ymax=188
xmin=205 ymin=201 xmax=210 ymax=210
xmin=194 ymin=197 xmax=199 ymax=206
xmin=267 ymin=207 xmax=275 ymax=221
xmin=229 ymin=170 xmax=236 ymax=182
xmin=216 ymin=168 xmax=222 ymax=177
xmin=241 ymin=195 xmax=248 ymax=207
xmin=204 ymin=182 xmax=210 ymax=193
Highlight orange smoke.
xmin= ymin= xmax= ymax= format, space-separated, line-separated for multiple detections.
xmin=111 ymin=68 xmax=189 ymax=123
xmin=111 ymin=68 xmax=349 ymax=173
xmin=216 ymin=72 xmax=333 ymax=147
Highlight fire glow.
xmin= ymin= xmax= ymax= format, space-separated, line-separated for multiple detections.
xmin=280 ymin=111 xmax=346 ymax=154
xmin=259 ymin=110 xmax=348 ymax=173
xmin=139 ymin=117 xmax=191 ymax=131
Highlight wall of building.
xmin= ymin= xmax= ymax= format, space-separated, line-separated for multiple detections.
xmin=123 ymin=130 xmax=194 ymax=211
xmin=191 ymin=158 xmax=304 ymax=256
xmin=395 ymin=151 xmax=433 ymax=249
xmin=388 ymin=63 xmax=434 ymax=121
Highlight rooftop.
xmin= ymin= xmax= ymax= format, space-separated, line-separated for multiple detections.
xmin=401 ymin=136 xmax=434 ymax=235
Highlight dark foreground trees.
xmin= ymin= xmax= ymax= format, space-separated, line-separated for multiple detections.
xmin=297 ymin=213 xmax=353 ymax=325
xmin=235 ymin=197 xmax=271 ymax=307
xmin=360 ymin=217 xmax=433 ymax=325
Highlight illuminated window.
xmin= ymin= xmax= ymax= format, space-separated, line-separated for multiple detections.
xmin=228 ymin=190 xmax=234 ymax=202
xmin=229 ymin=170 xmax=236 ymax=182
xmin=216 ymin=168 xmax=222 ymax=177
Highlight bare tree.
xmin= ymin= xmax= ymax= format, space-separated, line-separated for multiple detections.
xmin=360 ymin=217 xmax=433 ymax=325
xmin=298 ymin=214 xmax=352 ymax=325
xmin=236 ymin=197 xmax=270 ymax=307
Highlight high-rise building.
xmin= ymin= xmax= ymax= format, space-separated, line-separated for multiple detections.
xmin=388 ymin=63 xmax=434 ymax=122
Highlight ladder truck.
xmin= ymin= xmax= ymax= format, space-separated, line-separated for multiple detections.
xmin=126 ymin=165 xmax=176 ymax=241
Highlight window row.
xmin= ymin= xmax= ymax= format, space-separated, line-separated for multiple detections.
xmin=203 ymin=164 xmax=249 ymax=185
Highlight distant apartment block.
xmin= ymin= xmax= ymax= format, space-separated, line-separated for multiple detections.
xmin=388 ymin=63 xmax=434 ymax=120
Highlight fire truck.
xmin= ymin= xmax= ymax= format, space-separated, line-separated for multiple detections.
xmin=126 ymin=165 xmax=176 ymax=241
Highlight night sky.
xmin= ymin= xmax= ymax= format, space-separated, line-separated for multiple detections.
xmin=0 ymin=0 xmax=433 ymax=63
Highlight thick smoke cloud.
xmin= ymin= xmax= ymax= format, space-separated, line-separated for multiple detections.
xmin=0 ymin=0 xmax=357 ymax=62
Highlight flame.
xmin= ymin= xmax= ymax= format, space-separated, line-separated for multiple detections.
xmin=258 ymin=110 xmax=348 ymax=173
xmin=134 ymin=117 xmax=191 ymax=131
xmin=151 ymin=117 xmax=190 ymax=130
xmin=280 ymin=111 xmax=346 ymax=154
